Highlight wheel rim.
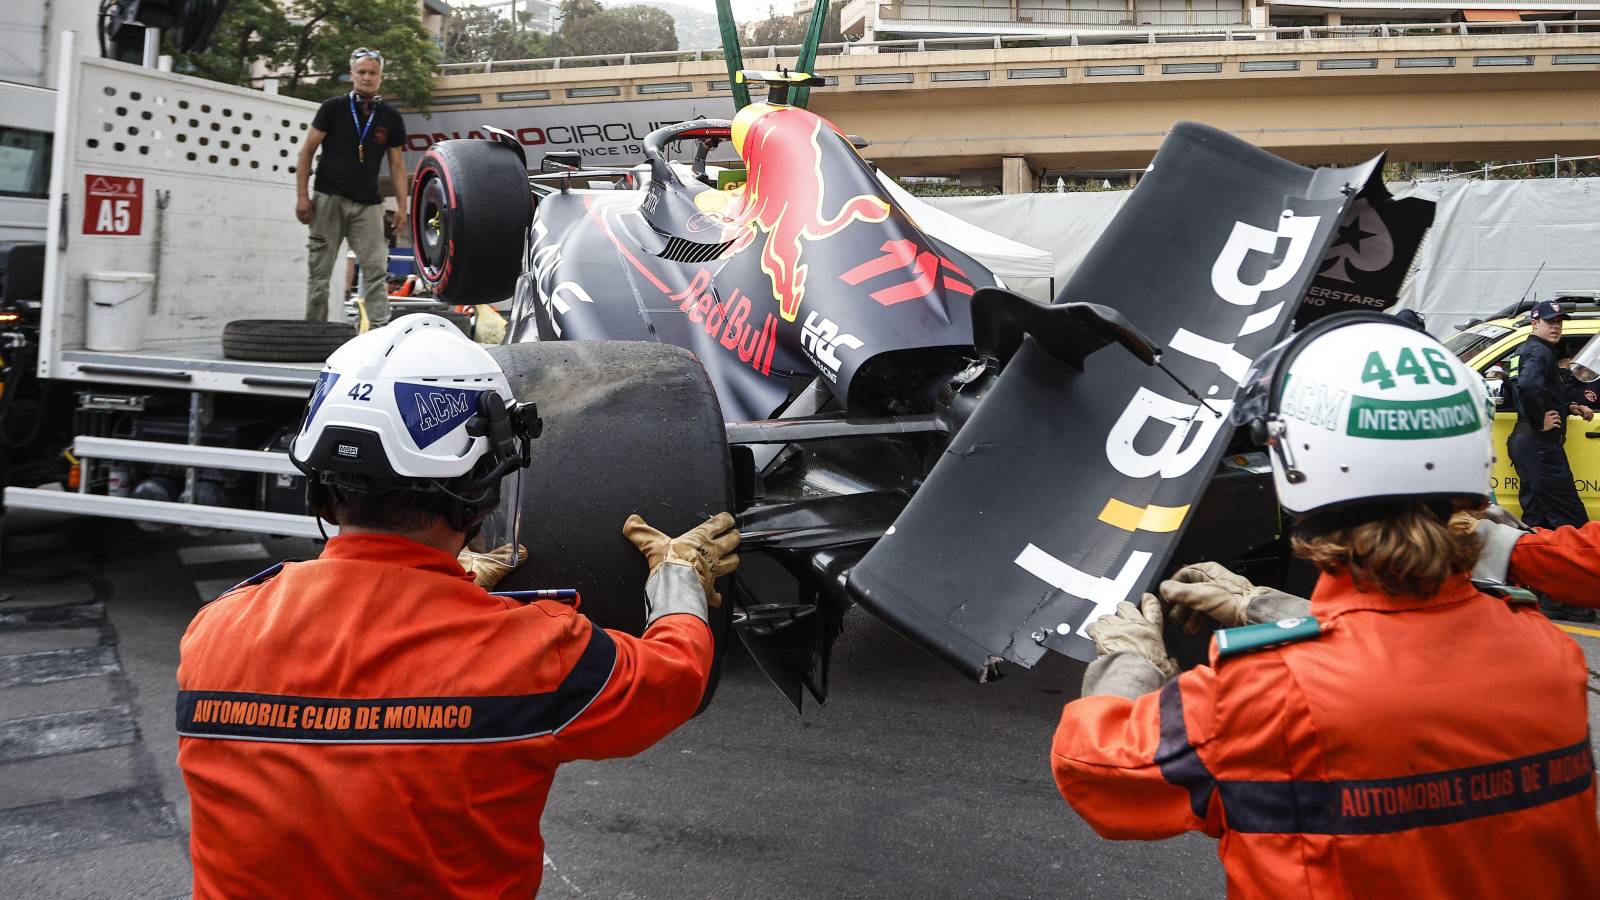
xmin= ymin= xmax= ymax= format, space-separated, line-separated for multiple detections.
xmin=416 ymin=169 xmax=451 ymax=284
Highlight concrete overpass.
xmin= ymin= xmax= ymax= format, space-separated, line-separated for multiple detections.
xmin=425 ymin=27 xmax=1600 ymax=189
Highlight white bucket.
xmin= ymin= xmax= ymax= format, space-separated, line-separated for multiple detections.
xmin=85 ymin=271 xmax=156 ymax=352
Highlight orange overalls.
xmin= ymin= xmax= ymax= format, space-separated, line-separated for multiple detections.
xmin=1052 ymin=571 xmax=1599 ymax=899
xmin=176 ymin=533 xmax=712 ymax=898
xmin=1504 ymin=520 xmax=1600 ymax=606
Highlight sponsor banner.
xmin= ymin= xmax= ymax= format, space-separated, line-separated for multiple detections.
xmin=1297 ymin=193 xmax=1434 ymax=326
xmin=849 ymin=122 xmax=1377 ymax=674
xmin=83 ymin=173 xmax=143 ymax=236
xmin=402 ymin=98 xmax=740 ymax=168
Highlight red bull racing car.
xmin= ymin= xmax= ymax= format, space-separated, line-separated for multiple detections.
xmin=410 ymin=72 xmax=1433 ymax=708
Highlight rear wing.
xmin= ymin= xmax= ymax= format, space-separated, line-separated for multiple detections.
xmin=849 ymin=122 xmax=1428 ymax=679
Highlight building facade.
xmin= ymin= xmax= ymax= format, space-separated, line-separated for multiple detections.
xmin=841 ymin=0 xmax=1600 ymax=39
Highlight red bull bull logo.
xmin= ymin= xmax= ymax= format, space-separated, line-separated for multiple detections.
xmin=725 ymin=107 xmax=890 ymax=323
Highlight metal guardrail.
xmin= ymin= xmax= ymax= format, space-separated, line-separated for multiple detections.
xmin=435 ymin=19 xmax=1600 ymax=75
xmin=876 ymin=3 xmax=1249 ymax=28
xmin=1415 ymin=153 xmax=1600 ymax=182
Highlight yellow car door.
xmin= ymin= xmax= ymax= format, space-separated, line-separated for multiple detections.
xmin=1560 ymin=322 xmax=1600 ymax=520
xmin=1465 ymin=321 xmax=1600 ymax=520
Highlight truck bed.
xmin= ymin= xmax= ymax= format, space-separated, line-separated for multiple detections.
xmin=59 ymin=336 xmax=322 ymax=397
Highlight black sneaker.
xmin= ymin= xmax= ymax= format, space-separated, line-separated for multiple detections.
xmin=1538 ymin=598 xmax=1598 ymax=623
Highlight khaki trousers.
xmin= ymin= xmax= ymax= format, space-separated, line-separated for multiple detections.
xmin=305 ymin=192 xmax=389 ymax=325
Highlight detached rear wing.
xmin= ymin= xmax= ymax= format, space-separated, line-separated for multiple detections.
xmin=849 ymin=122 xmax=1431 ymax=679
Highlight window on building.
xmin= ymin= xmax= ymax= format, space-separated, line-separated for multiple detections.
xmin=0 ymin=127 xmax=51 ymax=199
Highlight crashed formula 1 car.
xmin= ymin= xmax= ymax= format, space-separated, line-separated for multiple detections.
xmin=410 ymin=71 xmax=1433 ymax=709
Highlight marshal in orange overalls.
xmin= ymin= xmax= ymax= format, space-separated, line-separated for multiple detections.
xmin=1502 ymin=520 xmax=1600 ymax=608
xmin=1052 ymin=571 xmax=1599 ymax=899
xmin=176 ymin=533 xmax=712 ymax=898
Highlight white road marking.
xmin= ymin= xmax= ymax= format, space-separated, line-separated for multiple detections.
xmin=192 ymin=578 xmax=246 ymax=602
xmin=544 ymin=853 xmax=585 ymax=895
xmin=177 ymin=543 xmax=269 ymax=567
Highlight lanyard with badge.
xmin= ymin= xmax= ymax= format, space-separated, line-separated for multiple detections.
xmin=349 ymin=92 xmax=376 ymax=164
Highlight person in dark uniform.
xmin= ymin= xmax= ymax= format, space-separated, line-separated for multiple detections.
xmin=1557 ymin=355 xmax=1600 ymax=412
xmin=1507 ymin=300 xmax=1596 ymax=621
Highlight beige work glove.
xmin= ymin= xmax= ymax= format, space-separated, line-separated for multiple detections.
xmin=1161 ymin=561 xmax=1309 ymax=632
xmin=623 ymin=512 xmax=740 ymax=624
xmin=458 ymin=543 xmax=525 ymax=589
xmin=1086 ymin=594 xmax=1177 ymax=679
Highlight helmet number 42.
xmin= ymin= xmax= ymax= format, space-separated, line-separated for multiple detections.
xmin=347 ymin=382 xmax=374 ymax=401
xmin=1362 ymin=347 xmax=1457 ymax=391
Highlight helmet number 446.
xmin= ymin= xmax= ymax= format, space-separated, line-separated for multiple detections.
xmin=1362 ymin=347 xmax=1457 ymax=390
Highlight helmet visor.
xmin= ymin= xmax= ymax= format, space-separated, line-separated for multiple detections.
xmin=466 ymin=466 xmax=524 ymax=566
xmin=1230 ymin=334 xmax=1298 ymax=426
xmin=1571 ymin=332 xmax=1600 ymax=384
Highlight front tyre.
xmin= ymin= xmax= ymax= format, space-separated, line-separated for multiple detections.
xmin=411 ymin=140 xmax=531 ymax=306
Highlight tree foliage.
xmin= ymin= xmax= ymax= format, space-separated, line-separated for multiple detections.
xmin=560 ymin=0 xmax=606 ymax=23
xmin=165 ymin=0 xmax=294 ymax=86
xmin=743 ymin=5 xmax=847 ymax=47
xmin=167 ymin=0 xmax=439 ymax=111
xmin=552 ymin=5 xmax=679 ymax=57
xmin=441 ymin=6 xmax=548 ymax=64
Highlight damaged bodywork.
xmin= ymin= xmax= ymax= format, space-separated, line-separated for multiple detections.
xmin=415 ymin=74 xmax=1432 ymax=707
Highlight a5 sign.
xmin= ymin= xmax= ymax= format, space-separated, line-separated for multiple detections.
xmin=83 ymin=174 xmax=144 ymax=236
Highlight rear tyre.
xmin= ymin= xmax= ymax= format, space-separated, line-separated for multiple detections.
xmin=488 ymin=341 xmax=737 ymax=709
xmin=221 ymin=319 xmax=356 ymax=362
xmin=412 ymin=140 xmax=530 ymax=306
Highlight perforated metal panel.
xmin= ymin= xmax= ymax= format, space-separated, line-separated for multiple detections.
xmin=43 ymin=53 xmax=326 ymax=390
xmin=80 ymin=65 xmax=314 ymax=180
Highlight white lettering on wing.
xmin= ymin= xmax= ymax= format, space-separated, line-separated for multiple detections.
xmin=1015 ymin=546 xmax=1155 ymax=638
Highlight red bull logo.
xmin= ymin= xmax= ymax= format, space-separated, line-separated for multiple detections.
xmin=725 ymin=107 xmax=890 ymax=323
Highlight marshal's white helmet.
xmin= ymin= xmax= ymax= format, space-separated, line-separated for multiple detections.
xmin=291 ymin=315 xmax=538 ymax=535
xmin=292 ymin=314 xmax=512 ymax=478
xmin=1231 ymin=312 xmax=1493 ymax=517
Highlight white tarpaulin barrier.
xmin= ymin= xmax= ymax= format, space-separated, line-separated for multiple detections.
xmin=1395 ymin=177 xmax=1600 ymax=335
xmin=875 ymin=173 xmax=1056 ymax=286
xmin=918 ymin=179 xmax=1600 ymax=331
xmin=923 ymin=190 xmax=1131 ymax=300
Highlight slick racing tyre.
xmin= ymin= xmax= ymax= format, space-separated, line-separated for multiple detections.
xmin=488 ymin=340 xmax=736 ymax=711
xmin=221 ymin=319 xmax=356 ymax=362
xmin=412 ymin=139 xmax=531 ymax=307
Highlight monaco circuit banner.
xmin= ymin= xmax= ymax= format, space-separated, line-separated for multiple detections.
xmin=401 ymin=97 xmax=741 ymax=169
xmin=849 ymin=122 xmax=1383 ymax=675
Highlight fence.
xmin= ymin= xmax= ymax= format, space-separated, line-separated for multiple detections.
xmin=435 ymin=19 xmax=1600 ymax=75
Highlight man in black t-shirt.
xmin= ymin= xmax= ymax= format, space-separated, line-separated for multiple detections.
xmin=296 ymin=47 xmax=408 ymax=327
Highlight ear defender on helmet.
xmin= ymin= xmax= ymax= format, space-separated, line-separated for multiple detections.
xmin=1232 ymin=310 xmax=1493 ymax=519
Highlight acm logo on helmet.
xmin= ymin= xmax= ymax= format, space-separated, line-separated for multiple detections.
xmin=395 ymin=383 xmax=484 ymax=449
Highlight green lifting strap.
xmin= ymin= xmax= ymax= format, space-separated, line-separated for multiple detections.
xmin=793 ymin=0 xmax=831 ymax=109
xmin=715 ymin=0 xmax=751 ymax=110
